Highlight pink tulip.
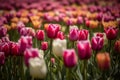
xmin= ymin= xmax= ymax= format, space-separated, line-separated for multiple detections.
xmin=63 ymin=49 xmax=77 ymax=68
xmin=105 ymin=27 xmax=118 ymax=40
xmin=24 ymin=48 xmax=39 ymax=67
xmin=36 ymin=30 xmax=45 ymax=41
xmin=77 ymin=41 xmax=92 ymax=60
xmin=91 ymin=36 xmax=104 ymax=51
xmin=114 ymin=40 xmax=120 ymax=53
xmin=0 ymin=52 xmax=5 ymax=65
xmin=78 ymin=29 xmax=89 ymax=40
xmin=41 ymin=42 xmax=48 ymax=51
xmin=69 ymin=28 xmax=78 ymax=41
xmin=46 ymin=24 xmax=60 ymax=38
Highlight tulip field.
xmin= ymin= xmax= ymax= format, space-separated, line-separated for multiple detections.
xmin=0 ymin=0 xmax=120 ymax=80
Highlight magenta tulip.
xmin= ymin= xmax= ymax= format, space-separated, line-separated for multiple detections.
xmin=63 ymin=49 xmax=77 ymax=68
xmin=78 ymin=29 xmax=89 ymax=40
xmin=36 ymin=30 xmax=45 ymax=41
xmin=56 ymin=31 xmax=65 ymax=40
xmin=0 ymin=52 xmax=5 ymax=65
xmin=41 ymin=42 xmax=48 ymax=51
xmin=77 ymin=41 xmax=92 ymax=60
xmin=91 ymin=36 xmax=104 ymax=51
xmin=46 ymin=24 xmax=60 ymax=38
xmin=69 ymin=28 xmax=78 ymax=41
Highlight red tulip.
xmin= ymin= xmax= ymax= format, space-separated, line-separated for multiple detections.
xmin=78 ymin=29 xmax=89 ymax=40
xmin=105 ymin=27 xmax=118 ymax=40
xmin=36 ymin=30 xmax=45 ymax=41
xmin=41 ymin=42 xmax=48 ymax=51
xmin=63 ymin=49 xmax=77 ymax=68
xmin=91 ymin=36 xmax=104 ymax=51
xmin=96 ymin=52 xmax=110 ymax=70
xmin=77 ymin=40 xmax=92 ymax=60
xmin=46 ymin=24 xmax=60 ymax=39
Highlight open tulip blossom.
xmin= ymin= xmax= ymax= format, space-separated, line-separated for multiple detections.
xmin=0 ymin=0 xmax=120 ymax=80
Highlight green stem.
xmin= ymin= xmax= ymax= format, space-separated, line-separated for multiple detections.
xmin=66 ymin=68 xmax=71 ymax=80
xmin=83 ymin=60 xmax=87 ymax=80
xmin=20 ymin=56 xmax=24 ymax=80
xmin=109 ymin=40 xmax=112 ymax=53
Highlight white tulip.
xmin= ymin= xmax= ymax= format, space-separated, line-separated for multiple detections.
xmin=52 ymin=39 xmax=67 ymax=56
xmin=29 ymin=57 xmax=47 ymax=79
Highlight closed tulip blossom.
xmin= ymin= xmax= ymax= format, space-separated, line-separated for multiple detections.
xmin=63 ymin=49 xmax=77 ymax=68
xmin=41 ymin=42 xmax=48 ymax=51
xmin=0 ymin=52 xmax=5 ymax=65
xmin=46 ymin=24 xmax=60 ymax=38
xmin=91 ymin=36 xmax=104 ymax=51
xmin=77 ymin=40 xmax=92 ymax=60
xmin=29 ymin=57 xmax=47 ymax=79
xmin=78 ymin=29 xmax=89 ymax=40
xmin=52 ymin=39 xmax=67 ymax=56
xmin=17 ymin=21 xmax=25 ymax=33
xmin=36 ymin=30 xmax=45 ymax=41
xmin=105 ymin=27 xmax=118 ymax=40
xmin=96 ymin=52 xmax=110 ymax=70
xmin=18 ymin=36 xmax=32 ymax=54
xmin=69 ymin=28 xmax=78 ymax=41
xmin=0 ymin=26 xmax=7 ymax=38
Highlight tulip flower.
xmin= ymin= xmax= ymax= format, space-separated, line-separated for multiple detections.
xmin=0 ymin=26 xmax=7 ymax=38
xmin=41 ymin=42 xmax=48 ymax=51
xmin=56 ymin=31 xmax=65 ymax=40
xmin=24 ymin=48 xmax=39 ymax=66
xmin=114 ymin=40 xmax=120 ymax=53
xmin=17 ymin=21 xmax=25 ymax=33
xmin=96 ymin=52 xmax=110 ymax=70
xmin=51 ymin=58 xmax=55 ymax=64
xmin=69 ymin=28 xmax=78 ymax=41
xmin=105 ymin=27 xmax=118 ymax=40
xmin=29 ymin=57 xmax=47 ymax=79
xmin=18 ymin=36 xmax=32 ymax=54
xmin=0 ymin=52 xmax=5 ymax=65
xmin=91 ymin=36 xmax=104 ymax=51
xmin=77 ymin=40 xmax=92 ymax=60
xmin=63 ymin=49 xmax=77 ymax=68
xmin=36 ymin=30 xmax=45 ymax=41
xmin=0 ymin=42 xmax=10 ymax=57
xmin=46 ymin=24 xmax=60 ymax=39
xmin=78 ymin=29 xmax=89 ymax=40
xmin=77 ymin=16 xmax=83 ymax=24
xmin=52 ymin=39 xmax=66 ymax=56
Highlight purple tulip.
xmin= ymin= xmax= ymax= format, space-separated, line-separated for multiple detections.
xmin=0 ymin=26 xmax=7 ymax=38
xmin=77 ymin=40 xmax=92 ymax=60
xmin=91 ymin=36 xmax=104 ymax=51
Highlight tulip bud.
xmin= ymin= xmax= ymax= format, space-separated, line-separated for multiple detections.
xmin=69 ymin=28 xmax=78 ymax=41
xmin=77 ymin=40 xmax=92 ymax=60
xmin=11 ymin=42 xmax=20 ymax=56
xmin=78 ymin=29 xmax=89 ymax=40
xmin=56 ymin=31 xmax=65 ymax=40
xmin=24 ymin=48 xmax=39 ymax=66
xmin=91 ymin=36 xmax=104 ymax=51
xmin=51 ymin=58 xmax=55 ymax=64
xmin=17 ymin=21 xmax=25 ymax=33
xmin=96 ymin=52 xmax=110 ymax=70
xmin=46 ymin=24 xmax=60 ymax=38
xmin=63 ymin=49 xmax=77 ymax=68
xmin=36 ymin=30 xmax=45 ymax=41
xmin=114 ymin=40 xmax=120 ymax=53
xmin=0 ymin=52 xmax=5 ymax=65
xmin=41 ymin=42 xmax=48 ymax=51
xmin=52 ymin=39 xmax=66 ymax=56
xmin=29 ymin=57 xmax=47 ymax=79
xmin=105 ymin=27 xmax=118 ymax=40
